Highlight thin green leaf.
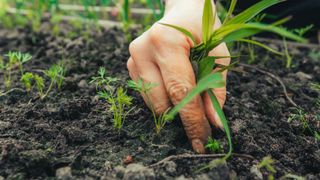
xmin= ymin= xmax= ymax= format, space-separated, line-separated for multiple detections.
xmin=209 ymin=23 xmax=306 ymax=49
xmin=223 ymin=0 xmax=237 ymax=24
xmin=160 ymin=23 xmax=196 ymax=45
xmin=239 ymin=39 xmax=283 ymax=56
xmin=207 ymin=90 xmax=232 ymax=158
xmin=198 ymin=56 xmax=215 ymax=80
xmin=217 ymin=60 xmax=239 ymax=73
xmin=202 ymin=0 xmax=215 ymax=44
xmin=225 ymin=0 xmax=284 ymax=25
xmin=166 ymin=73 xmax=225 ymax=120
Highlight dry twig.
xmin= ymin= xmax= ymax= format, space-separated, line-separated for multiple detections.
xmin=149 ymin=153 xmax=254 ymax=168
xmin=239 ymin=63 xmax=298 ymax=107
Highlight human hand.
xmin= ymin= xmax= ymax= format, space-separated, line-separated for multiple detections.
xmin=127 ymin=0 xmax=230 ymax=153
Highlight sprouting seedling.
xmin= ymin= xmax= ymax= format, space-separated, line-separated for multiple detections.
xmin=5 ymin=51 xmax=32 ymax=75
xmin=205 ymin=137 xmax=222 ymax=153
xmin=91 ymin=67 xmax=134 ymax=130
xmin=127 ymin=78 xmax=170 ymax=134
xmin=160 ymin=0 xmax=306 ymax=161
xmin=41 ymin=64 xmax=65 ymax=99
xmin=20 ymin=72 xmax=44 ymax=96
xmin=21 ymin=72 xmax=34 ymax=92
xmin=288 ymin=108 xmax=319 ymax=141
xmin=258 ymin=156 xmax=277 ymax=179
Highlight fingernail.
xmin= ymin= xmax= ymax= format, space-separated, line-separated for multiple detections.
xmin=191 ymin=139 xmax=205 ymax=154
xmin=214 ymin=112 xmax=225 ymax=131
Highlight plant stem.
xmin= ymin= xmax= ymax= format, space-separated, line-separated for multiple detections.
xmin=41 ymin=78 xmax=54 ymax=99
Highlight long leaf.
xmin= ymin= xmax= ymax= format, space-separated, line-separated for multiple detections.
xmin=207 ymin=90 xmax=232 ymax=158
xmin=225 ymin=0 xmax=283 ymax=25
xmin=198 ymin=56 xmax=215 ymax=80
xmin=202 ymin=0 xmax=215 ymax=44
xmin=160 ymin=23 xmax=196 ymax=45
xmin=239 ymin=38 xmax=283 ymax=56
xmin=223 ymin=0 xmax=237 ymax=24
xmin=165 ymin=73 xmax=225 ymax=120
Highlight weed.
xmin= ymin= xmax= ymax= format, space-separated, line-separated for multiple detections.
xmin=91 ymin=67 xmax=134 ymax=130
xmin=161 ymin=0 xmax=305 ymax=161
xmin=258 ymin=156 xmax=276 ymax=180
xmin=205 ymin=137 xmax=222 ymax=153
xmin=127 ymin=78 xmax=170 ymax=134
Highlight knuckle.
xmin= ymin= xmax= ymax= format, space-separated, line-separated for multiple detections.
xmin=153 ymin=101 xmax=171 ymax=115
xmin=182 ymin=115 xmax=211 ymax=141
xmin=126 ymin=58 xmax=134 ymax=71
xmin=167 ymin=80 xmax=191 ymax=105
xmin=148 ymin=24 xmax=185 ymax=48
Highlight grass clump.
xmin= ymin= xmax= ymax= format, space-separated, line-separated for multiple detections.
xmin=91 ymin=67 xmax=134 ymax=130
xmin=160 ymin=0 xmax=306 ymax=162
xmin=127 ymin=78 xmax=171 ymax=134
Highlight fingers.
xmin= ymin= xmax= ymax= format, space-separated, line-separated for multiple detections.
xmin=128 ymin=39 xmax=171 ymax=115
xmin=151 ymin=28 xmax=211 ymax=153
xmin=203 ymin=43 xmax=230 ymax=129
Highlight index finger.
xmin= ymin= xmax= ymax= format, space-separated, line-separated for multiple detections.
xmin=152 ymin=34 xmax=211 ymax=154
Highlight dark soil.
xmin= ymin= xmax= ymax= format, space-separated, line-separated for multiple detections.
xmin=0 ymin=22 xmax=319 ymax=180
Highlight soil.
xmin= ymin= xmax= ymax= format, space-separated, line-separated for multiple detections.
xmin=0 ymin=22 xmax=319 ymax=180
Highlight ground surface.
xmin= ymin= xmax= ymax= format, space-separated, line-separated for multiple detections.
xmin=0 ymin=24 xmax=319 ymax=179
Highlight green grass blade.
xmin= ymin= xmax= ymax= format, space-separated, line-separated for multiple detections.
xmin=223 ymin=0 xmax=237 ymax=24
xmin=239 ymin=39 xmax=283 ymax=55
xmin=210 ymin=23 xmax=306 ymax=48
xmin=225 ymin=0 xmax=283 ymax=25
xmin=202 ymin=0 xmax=215 ymax=44
xmin=160 ymin=23 xmax=196 ymax=45
xmin=207 ymin=90 xmax=232 ymax=158
xmin=198 ymin=56 xmax=215 ymax=80
xmin=166 ymin=73 xmax=225 ymax=120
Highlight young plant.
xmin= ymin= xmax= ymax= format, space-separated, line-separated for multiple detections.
xmin=42 ymin=64 xmax=65 ymax=99
xmin=161 ymin=0 xmax=306 ymax=161
xmin=1 ymin=51 xmax=31 ymax=89
xmin=205 ymin=137 xmax=222 ymax=153
xmin=20 ymin=72 xmax=44 ymax=96
xmin=288 ymin=108 xmax=320 ymax=141
xmin=127 ymin=78 xmax=170 ymax=134
xmin=258 ymin=156 xmax=276 ymax=180
xmin=91 ymin=67 xmax=134 ymax=130
xmin=5 ymin=51 xmax=32 ymax=75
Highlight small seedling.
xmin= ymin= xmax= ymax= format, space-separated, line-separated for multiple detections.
xmin=21 ymin=72 xmax=34 ymax=92
xmin=205 ymin=137 xmax=222 ymax=153
xmin=258 ymin=156 xmax=276 ymax=180
xmin=20 ymin=72 xmax=44 ymax=96
xmin=41 ymin=64 xmax=65 ymax=99
xmin=91 ymin=67 xmax=134 ymax=130
xmin=5 ymin=51 xmax=32 ymax=75
xmin=127 ymin=78 xmax=170 ymax=134
xmin=288 ymin=108 xmax=320 ymax=141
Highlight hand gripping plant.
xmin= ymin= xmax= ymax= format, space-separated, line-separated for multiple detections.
xmin=161 ymin=0 xmax=305 ymax=161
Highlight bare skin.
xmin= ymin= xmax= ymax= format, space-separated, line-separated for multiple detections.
xmin=127 ymin=0 xmax=230 ymax=153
